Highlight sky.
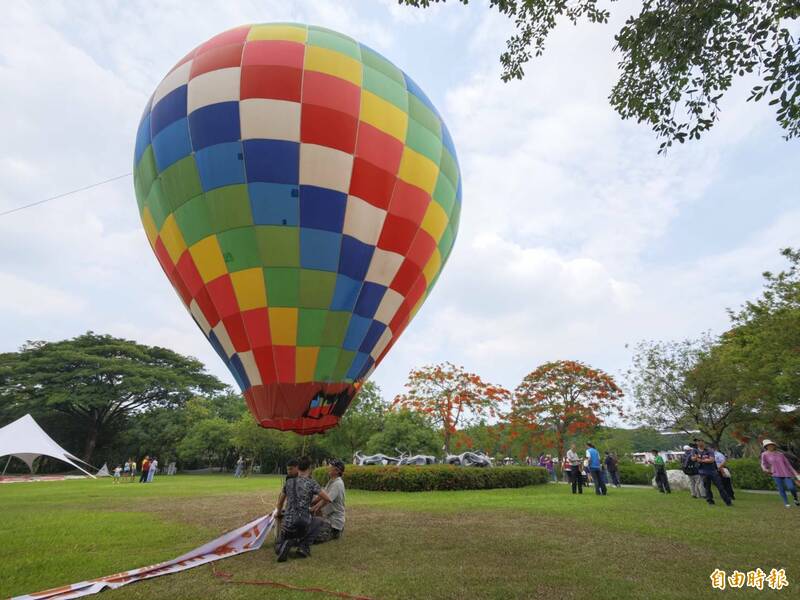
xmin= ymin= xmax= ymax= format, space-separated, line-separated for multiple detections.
xmin=1 ymin=0 xmax=798 ymax=419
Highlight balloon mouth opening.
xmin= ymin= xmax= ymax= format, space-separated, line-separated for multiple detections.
xmin=243 ymin=382 xmax=358 ymax=434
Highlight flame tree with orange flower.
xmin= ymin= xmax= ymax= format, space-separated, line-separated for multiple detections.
xmin=393 ymin=362 xmax=511 ymax=454
xmin=511 ymin=360 xmax=624 ymax=463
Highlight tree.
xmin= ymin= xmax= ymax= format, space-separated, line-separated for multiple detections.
xmin=0 ymin=332 xmax=224 ymax=461
xmin=719 ymin=247 xmax=800 ymax=447
xmin=392 ymin=362 xmax=510 ymax=453
xmin=365 ymin=409 xmax=442 ymax=456
xmin=400 ymin=0 xmax=800 ymax=151
xmin=511 ymin=360 xmax=624 ymax=461
xmin=726 ymin=248 xmax=800 ymax=408
xmin=628 ymin=334 xmax=754 ymax=447
xmin=177 ymin=417 xmax=232 ymax=469
xmin=319 ymin=381 xmax=387 ymax=459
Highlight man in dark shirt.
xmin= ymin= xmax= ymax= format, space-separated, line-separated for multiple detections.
xmin=275 ymin=456 xmax=331 ymax=561
xmin=604 ymin=451 xmax=620 ymax=488
xmin=693 ymin=439 xmax=732 ymax=506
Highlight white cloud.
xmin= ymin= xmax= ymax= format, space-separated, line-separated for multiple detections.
xmin=0 ymin=0 xmax=797 ymax=411
xmin=0 ymin=272 xmax=85 ymax=317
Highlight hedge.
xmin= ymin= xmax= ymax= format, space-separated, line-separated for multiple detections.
xmin=726 ymin=458 xmax=775 ymax=490
xmin=617 ymin=464 xmax=653 ymax=485
xmin=312 ymin=465 xmax=550 ymax=492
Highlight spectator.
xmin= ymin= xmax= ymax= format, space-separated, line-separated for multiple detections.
xmin=234 ymin=455 xmax=245 ymax=478
xmin=693 ymin=439 xmax=732 ymax=506
xmin=274 ymin=456 xmax=331 ymax=562
xmin=543 ymin=454 xmax=557 ymax=482
xmin=604 ymin=451 xmax=620 ymax=488
xmin=313 ymin=459 xmax=346 ymax=543
xmin=586 ymin=443 xmax=607 ymax=496
xmin=139 ymin=456 xmax=150 ymax=483
xmin=566 ymin=444 xmax=583 ymax=494
xmin=649 ymin=449 xmax=671 ymax=494
xmin=711 ymin=444 xmax=735 ymax=501
xmin=147 ymin=457 xmax=158 ymax=483
xmin=681 ymin=444 xmax=703 ymax=498
xmin=760 ymin=439 xmax=800 ymax=508
xmin=123 ymin=460 xmax=131 ymax=481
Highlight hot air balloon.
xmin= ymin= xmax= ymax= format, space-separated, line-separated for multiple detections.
xmin=133 ymin=23 xmax=461 ymax=434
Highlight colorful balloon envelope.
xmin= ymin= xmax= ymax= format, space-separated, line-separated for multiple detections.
xmin=133 ymin=23 xmax=461 ymax=434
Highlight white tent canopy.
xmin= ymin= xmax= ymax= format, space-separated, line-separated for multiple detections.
xmin=0 ymin=414 xmax=96 ymax=478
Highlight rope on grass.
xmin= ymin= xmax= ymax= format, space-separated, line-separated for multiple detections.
xmin=211 ymin=566 xmax=376 ymax=600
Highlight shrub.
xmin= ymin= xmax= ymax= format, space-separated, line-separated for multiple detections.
xmin=312 ymin=465 xmax=549 ymax=492
xmin=617 ymin=463 xmax=653 ymax=485
xmin=726 ymin=458 xmax=775 ymax=490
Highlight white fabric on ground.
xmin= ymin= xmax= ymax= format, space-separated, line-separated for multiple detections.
xmin=12 ymin=512 xmax=276 ymax=600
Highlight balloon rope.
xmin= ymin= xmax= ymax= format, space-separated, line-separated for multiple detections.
xmin=0 ymin=172 xmax=132 ymax=217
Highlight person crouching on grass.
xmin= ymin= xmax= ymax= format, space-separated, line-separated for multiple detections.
xmin=312 ymin=459 xmax=346 ymax=543
xmin=274 ymin=456 xmax=332 ymax=562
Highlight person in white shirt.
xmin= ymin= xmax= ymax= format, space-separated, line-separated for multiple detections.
xmin=566 ymin=444 xmax=583 ymax=494
xmin=147 ymin=458 xmax=158 ymax=483
xmin=313 ymin=459 xmax=346 ymax=543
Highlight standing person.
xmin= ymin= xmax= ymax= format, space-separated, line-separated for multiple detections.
xmin=605 ymin=452 xmax=621 ymax=488
xmin=760 ymin=439 xmax=800 ymax=508
xmin=544 ymin=455 xmax=557 ymax=482
xmin=234 ymin=455 xmax=244 ymax=478
xmin=113 ymin=465 xmax=122 ymax=484
xmin=139 ymin=456 xmax=150 ymax=483
xmin=147 ymin=457 xmax=158 ymax=483
xmin=693 ymin=439 xmax=731 ymax=506
xmin=123 ymin=460 xmax=131 ymax=481
xmin=682 ymin=444 xmax=703 ymax=498
xmin=711 ymin=444 xmax=735 ymax=501
xmin=128 ymin=458 xmax=137 ymax=482
xmin=566 ymin=444 xmax=583 ymax=494
xmin=274 ymin=456 xmax=332 ymax=562
xmin=649 ymin=450 xmax=671 ymax=494
xmin=313 ymin=459 xmax=346 ymax=543
xmin=586 ymin=443 xmax=607 ymax=495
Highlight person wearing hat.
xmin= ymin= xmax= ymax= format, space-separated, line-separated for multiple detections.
xmin=760 ymin=439 xmax=800 ymax=508
xmin=312 ymin=459 xmax=347 ymax=543
xmin=681 ymin=443 xmax=703 ymax=498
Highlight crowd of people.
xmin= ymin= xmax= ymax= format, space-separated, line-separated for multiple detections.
xmin=273 ymin=455 xmax=346 ymax=562
xmin=563 ymin=442 xmax=620 ymax=495
xmin=551 ymin=437 xmax=799 ymax=508
xmin=110 ymin=456 xmax=160 ymax=483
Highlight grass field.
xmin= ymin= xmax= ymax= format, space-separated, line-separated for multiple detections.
xmin=1 ymin=475 xmax=796 ymax=599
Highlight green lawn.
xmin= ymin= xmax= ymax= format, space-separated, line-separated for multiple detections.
xmin=1 ymin=475 xmax=796 ymax=599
